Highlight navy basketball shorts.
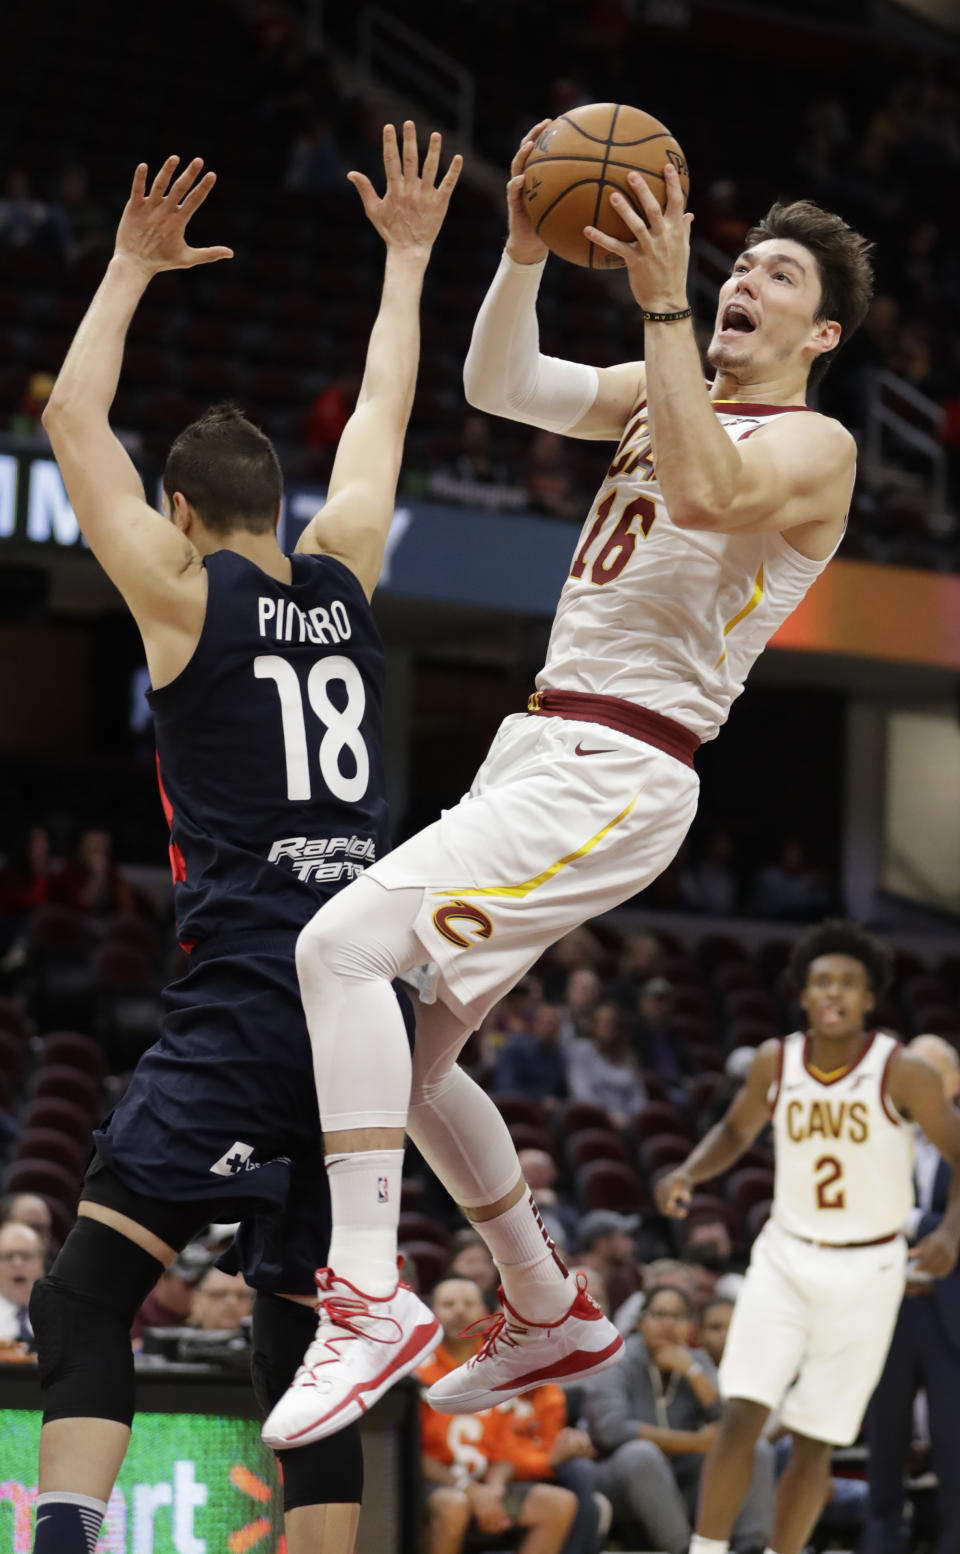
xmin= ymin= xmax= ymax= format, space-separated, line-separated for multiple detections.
xmin=85 ymin=929 xmax=412 ymax=1296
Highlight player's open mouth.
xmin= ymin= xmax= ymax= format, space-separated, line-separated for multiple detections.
xmin=720 ymin=304 xmax=756 ymax=334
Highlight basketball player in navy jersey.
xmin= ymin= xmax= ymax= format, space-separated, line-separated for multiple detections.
xmin=30 ymin=123 xmax=460 ymax=1554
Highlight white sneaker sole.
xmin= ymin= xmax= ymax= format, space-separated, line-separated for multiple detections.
xmin=427 ymin=1331 xmax=624 ymax=1414
xmin=262 ymin=1317 xmax=442 ymax=1448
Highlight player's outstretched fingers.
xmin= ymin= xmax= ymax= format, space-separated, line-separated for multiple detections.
xmin=178 ymin=170 xmax=218 ymax=219
xmin=582 ymin=225 xmax=632 ymax=263
xmin=189 ymin=243 xmax=235 ymax=267
xmin=663 ymin=161 xmax=687 ymax=214
xmin=421 ymin=130 xmax=442 ymax=187
xmin=129 ymin=163 xmax=149 ymax=202
xmin=381 ymin=123 xmax=401 ymax=184
xmin=438 ymin=151 xmax=463 ymax=199
xmin=401 ymin=119 xmax=418 ymax=178
xmin=622 ymin=178 xmax=662 ymax=233
xmin=170 ymin=157 xmax=205 ymax=205
xmin=149 ymin=155 xmax=180 ymax=202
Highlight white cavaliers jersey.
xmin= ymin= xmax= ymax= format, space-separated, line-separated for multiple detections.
xmin=770 ymin=1030 xmax=914 ymax=1243
xmin=537 ymin=399 xmax=844 ymax=743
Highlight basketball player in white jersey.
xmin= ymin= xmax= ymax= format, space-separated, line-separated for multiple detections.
xmin=265 ymin=127 xmax=877 ymax=1449
xmin=655 ymin=920 xmax=960 ymax=1554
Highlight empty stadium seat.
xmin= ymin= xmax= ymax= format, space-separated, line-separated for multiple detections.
xmin=41 ymin=1030 xmax=108 ymax=1079
xmin=639 ymin=1134 xmax=691 ymax=1177
xmin=630 ymin=1103 xmax=691 ymax=1143
xmin=567 ymin=1129 xmax=632 ymax=1169
xmin=35 ymin=1064 xmax=102 ymax=1114
xmin=575 ymin=1159 xmax=648 ymax=1214
xmin=399 ymin=1241 xmax=449 ymax=1297
xmin=5 ymin=1157 xmax=80 ymax=1206
xmin=396 ymin=1213 xmax=450 ymax=1251
xmin=493 ymin=1093 xmax=547 ymax=1129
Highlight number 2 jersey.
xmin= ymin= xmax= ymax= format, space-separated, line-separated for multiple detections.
xmin=149 ymin=548 xmax=389 ymax=950
xmin=770 ymin=1030 xmax=914 ymax=1243
xmin=538 ymin=399 xmax=844 ymax=742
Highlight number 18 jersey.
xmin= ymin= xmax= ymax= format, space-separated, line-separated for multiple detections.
xmin=770 ymin=1030 xmax=914 ymax=1243
xmin=149 ymin=548 xmax=389 ymax=950
xmin=538 ymin=399 xmax=843 ymax=743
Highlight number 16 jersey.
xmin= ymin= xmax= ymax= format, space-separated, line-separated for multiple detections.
xmin=149 ymin=548 xmax=389 ymax=951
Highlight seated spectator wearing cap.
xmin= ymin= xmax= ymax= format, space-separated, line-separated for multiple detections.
xmin=630 ymin=977 xmax=693 ymax=1099
xmin=419 ymin=1277 xmax=578 ymax=1554
xmin=578 ymin=1211 xmax=644 ymax=1316
xmin=132 ymin=1241 xmax=211 ymax=1340
xmin=567 ymin=1003 xmax=647 ymax=1129
xmin=0 ymin=1221 xmax=45 ymax=1347
xmin=583 ymin=1283 xmax=774 ymax=1554
xmin=494 ymin=1003 xmax=569 ymax=1111
xmin=188 ymin=1268 xmax=254 ymax=1333
xmin=679 ymin=1212 xmax=740 ymax=1310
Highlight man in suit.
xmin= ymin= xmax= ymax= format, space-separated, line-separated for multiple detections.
xmin=866 ymin=1033 xmax=960 ymax=1554
xmin=0 ymin=1219 xmax=45 ymax=1345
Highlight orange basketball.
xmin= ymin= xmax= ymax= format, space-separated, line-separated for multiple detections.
xmin=522 ymin=103 xmax=690 ymax=269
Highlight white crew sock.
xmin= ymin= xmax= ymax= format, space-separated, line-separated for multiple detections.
xmin=325 ymin=1149 xmax=404 ymax=1297
xmin=477 ymin=1191 xmax=577 ymax=1323
xmin=689 ymin=1537 xmax=729 ymax=1554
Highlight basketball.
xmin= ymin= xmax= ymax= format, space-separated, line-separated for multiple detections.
xmin=522 ymin=103 xmax=690 ymax=269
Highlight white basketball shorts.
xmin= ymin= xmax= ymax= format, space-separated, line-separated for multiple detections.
xmin=719 ymin=1217 xmax=907 ymax=1445
xmin=367 ymin=710 xmax=699 ymax=1028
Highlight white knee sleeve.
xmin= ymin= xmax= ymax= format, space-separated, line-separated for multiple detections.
xmin=296 ymin=876 xmax=423 ymax=1132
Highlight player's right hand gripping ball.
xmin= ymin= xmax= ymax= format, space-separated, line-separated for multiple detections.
xmin=523 ymin=102 xmax=690 ymax=269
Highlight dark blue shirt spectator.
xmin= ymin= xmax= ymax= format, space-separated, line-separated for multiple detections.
xmin=493 ymin=1003 xmax=568 ymax=1107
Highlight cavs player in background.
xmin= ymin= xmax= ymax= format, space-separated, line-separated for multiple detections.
xmin=656 ymin=919 xmax=960 ymax=1554
xmin=267 ymin=126 xmax=881 ymax=1446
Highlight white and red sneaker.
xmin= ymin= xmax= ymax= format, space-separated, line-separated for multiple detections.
xmin=261 ymin=1266 xmax=441 ymax=1448
xmin=426 ymin=1275 xmax=623 ymax=1414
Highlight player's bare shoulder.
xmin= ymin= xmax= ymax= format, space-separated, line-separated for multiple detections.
xmin=742 ymin=408 xmax=855 ymax=558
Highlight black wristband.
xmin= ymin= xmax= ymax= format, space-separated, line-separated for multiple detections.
xmin=642 ymin=307 xmax=693 ymax=323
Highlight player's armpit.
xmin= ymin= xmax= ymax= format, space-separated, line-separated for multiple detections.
xmin=42 ymin=413 xmax=202 ymax=625
xmin=569 ymin=359 xmax=647 ymax=441
xmin=670 ymin=412 xmax=856 ymax=541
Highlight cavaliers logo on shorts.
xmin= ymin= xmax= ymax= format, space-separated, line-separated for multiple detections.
xmin=432 ymin=900 xmax=494 ymax=949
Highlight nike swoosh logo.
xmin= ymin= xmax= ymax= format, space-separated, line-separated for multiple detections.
xmin=575 ymin=742 xmax=615 ymax=756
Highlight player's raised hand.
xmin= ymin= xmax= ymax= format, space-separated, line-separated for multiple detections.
xmin=654 ymin=1165 xmax=693 ymax=1218
xmin=584 ymin=160 xmax=693 ymax=314
xmin=348 ymin=122 xmax=462 ymax=260
xmin=114 ymin=158 xmax=234 ymax=277
xmin=505 ymin=119 xmax=552 ymax=266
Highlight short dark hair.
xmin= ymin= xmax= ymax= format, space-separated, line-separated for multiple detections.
xmin=789 ymin=918 xmax=892 ymax=997
xmin=643 ymin=1281 xmax=693 ymax=1317
xmin=163 ymin=403 xmax=283 ymax=536
xmin=745 ymin=201 xmax=875 ymax=388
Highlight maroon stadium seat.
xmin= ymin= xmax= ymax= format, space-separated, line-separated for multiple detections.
xmin=396 ymin=1213 xmax=450 ymax=1251
xmin=630 ymin=1103 xmax=691 ymax=1143
xmin=0 ymin=998 xmax=30 ymax=1044
xmin=746 ymin=1199 xmax=773 ymax=1241
xmin=493 ymin=1093 xmax=547 ymax=1129
xmin=95 ymin=945 xmax=152 ymax=990
xmin=640 ymin=1134 xmax=691 ymax=1177
xmin=0 ymin=1030 xmax=26 ymax=1079
xmin=714 ymin=963 xmax=765 ymax=995
xmin=400 ymin=1178 xmax=424 ymax=1212
xmin=29 ymin=905 xmax=94 ymax=953
xmin=725 ymin=990 xmax=779 ymax=1024
xmin=35 ymin=1064 xmax=102 ymax=1113
xmin=698 ymin=934 xmax=749 ymax=971
xmin=687 ymin=1041 xmax=724 ymax=1074
xmin=726 ymin=1166 xmax=776 ymax=1222
xmin=508 ymin=1121 xmax=557 ymax=1159
xmin=687 ymin=1073 xmax=726 ymax=1117
xmin=560 ymin=1101 xmax=618 ymax=1136
xmin=103 ymin=914 xmax=161 ymax=963
xmin=399 ymin=1241 xmax=450 ymax=1297
xmin=567 ymin=1129 xmax=632 ymax=1169
xmin=725 ymin=1019 xmax=780 ymax=1050
xmin=41 ymin=1031 xmax=108 ymax=1079
xmin=575 ymin=1159 xmax=648 ymax=1214
xmin=24 ymin=1096 xmax=95 ymax=1137
xmin=16 ymin=1128 xmax=90 ymax=1177
xmin=6 ymin=1158 xmax=80 ymax=1206
xmin=672 ymin=1013 xmax=717 ymax=1047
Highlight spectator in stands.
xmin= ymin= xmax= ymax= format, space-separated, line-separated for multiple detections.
xmin=613 ymin=1257 xmax=696 ymax=1337
xmin=428 ymin=412 xmax=527 ymax=512
xmin=569 ymin=1263 xmax=610 ymax=1317
xmin=494 ymin=1002 xmax=568 ymax=1109
xmin=132 ymin=1241 xmax=211 ymax=1340
xmin=56 ymin=165 xmax=109 ymax=265
xmin=606 ymin=929 xmax=664 ymax=1011
xmin=526 ymin=430 xmax=580 ymax=520
xmin=498 ymin=1382 xmax=606 ymax=1554
xmin=419 ymin=1276 xmax=577 ymax=1554
xmin=679 ymin=1212 xmax=738 ymax=1308
xmin=52 ymin=825 xmax=136 ymax=918
xmin=517 ymin=1148 xmax=579 ymax=1255
xmin=0 ymin=825 xmax=52 ymax=920
xmin=867 ymin=1033 xmax=960 ymax=1554
xmin=8 ymin=372 xmax=56 ymax=439
xmin=0 ymin=170 xmax=54 ymax=252
xmin=285 ymin=112 xmax=344 ymax=192
xmin=0 ymin=1220 xmax=45 ymax=1345
xmin=584 ymin=1282 xmax=774 ymax=1554
xmin=631 ymin=976 xmax=690 ymax=1094
xmin=0 ymin=1193 xmax=53 ymax=1255
xmin=305 ymin=370 xmax=361 ymax=457
xmin=567 ymin=1001 xmax=647 ymax=1128
xmin=189 ymin=1267 xmax=254 ymax=1332
xmin=557 ymin=967 xmax=601 ymax=1044
xmin=698 ymin=1295 xmax=735 ymax=1367
xmin=680 ymin=827 xmax=740 ymax=916
xmin=448 ymin=1228 xmax=499 ymax=1305
xmin=749 ymin=838 xmax=830 ymax=923
xmin=577 ymin=1210 xmax=644 ymax=1316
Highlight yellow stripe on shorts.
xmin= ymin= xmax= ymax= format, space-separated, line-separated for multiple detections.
xmin=436 ymin=793 xmax=640 ymax=901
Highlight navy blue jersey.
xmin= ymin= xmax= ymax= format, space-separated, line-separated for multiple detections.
xmin=149 ymin=548 xmax=389 ymax=949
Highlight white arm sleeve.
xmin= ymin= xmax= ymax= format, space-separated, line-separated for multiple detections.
xmin=463 ymin=250 xmax=600 ymax=432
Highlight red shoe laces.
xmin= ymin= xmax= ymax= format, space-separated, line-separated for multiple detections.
xmin=302 ymin=1294 xmax=403 ymax=1376
xmin=456 ymin=1309 xmax=527 ymax=1362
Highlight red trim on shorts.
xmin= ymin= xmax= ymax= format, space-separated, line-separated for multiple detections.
xmin=711 ymin=401 xmax=814 ymax=416
xmin=784 ymin=1227 xmax=899 ymax=1250
xmin=527 ymin=689 xmax=700 ymax=769
xmin=802 ymin=1029 xmax=877 ymax=1086
xmin=880 ymin=1039 xmax=905 ymax=1126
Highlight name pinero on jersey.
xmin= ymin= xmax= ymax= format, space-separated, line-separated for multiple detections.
xmin=257 ymin=593 xmax=353 ymax=646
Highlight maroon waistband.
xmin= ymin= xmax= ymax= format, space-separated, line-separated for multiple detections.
xmin=526 ymin=689 xmax=700 ymax=769
xmin=785 ymin=1228 xmax=899 ymax=1250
